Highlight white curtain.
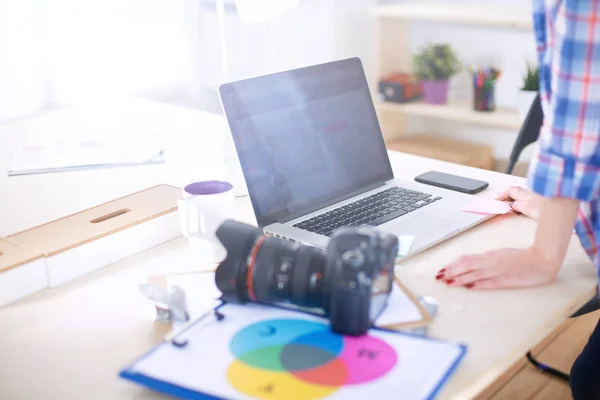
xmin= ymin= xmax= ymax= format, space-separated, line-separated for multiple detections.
xmin=0 ymin=0 xmax=201 ymax=122
xmin=0 ymin=0 xmax=47 ymax=122
xmin=0 ymin=0 xmax=375 ymax=123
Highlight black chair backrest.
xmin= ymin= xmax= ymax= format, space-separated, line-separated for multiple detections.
xmin=506 ymin=93 xmax=543 ymax=174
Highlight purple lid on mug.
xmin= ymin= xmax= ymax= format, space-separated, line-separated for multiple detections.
xmin=184 ymin=180 xmax=233 ymax=195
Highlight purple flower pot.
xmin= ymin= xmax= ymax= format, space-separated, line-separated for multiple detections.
xmin=421 ymin=80 xmax=449 ymax=105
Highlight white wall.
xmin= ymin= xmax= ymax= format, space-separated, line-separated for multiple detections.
xmin=331 ymin=0 xmax=378 ymax=89
xmin=196 ymin=0 xmax=365 ymax=88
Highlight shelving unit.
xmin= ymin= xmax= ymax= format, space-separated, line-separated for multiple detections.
xmin=372 ymin=1 xmax=533 ymax=168
xmin=377 ymin=101 xmax=522 ymax=131
xmin=372 ymin=2 xmax=533 ymax=30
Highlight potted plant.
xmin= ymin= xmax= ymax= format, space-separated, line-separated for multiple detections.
xmin=517 ymin=62 xmax=539 ymax=120
xmin=412 ymin=43 xmax=461 ymax=105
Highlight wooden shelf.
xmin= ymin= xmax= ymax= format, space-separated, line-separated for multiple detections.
xmin=372 ymin=1 xmax=532 ymax=30
xmin=387 ymin=134 xmax=494 ymax=170
xmin=376 ymin=101 xmax=521 ymax=131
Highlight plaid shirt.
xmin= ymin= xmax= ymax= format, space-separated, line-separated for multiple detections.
xmin=527 ymin=0 xmax=600 ymax=280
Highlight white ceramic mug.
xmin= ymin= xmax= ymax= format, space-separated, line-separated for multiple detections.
xmin=177 ymin=180 xmax=234 ymax=263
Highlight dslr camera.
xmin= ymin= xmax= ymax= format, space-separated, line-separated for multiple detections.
xmin=214 ymin=220 xmax=399 ymax=336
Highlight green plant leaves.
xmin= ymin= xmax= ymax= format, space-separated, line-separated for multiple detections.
xmin=521 ymin=61 xmax=539 ymax=91
xmin=412 ymin=43 xmax=461 ymax=81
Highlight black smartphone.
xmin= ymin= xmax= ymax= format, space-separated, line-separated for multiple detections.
xmin=414 ymin=171 xmax=489 ymax=194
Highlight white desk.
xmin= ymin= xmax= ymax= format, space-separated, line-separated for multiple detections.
xmin=0 ymin=99 xmax=597 ymax=400
xmin=0 ymin=98 xmax=235 ymax=237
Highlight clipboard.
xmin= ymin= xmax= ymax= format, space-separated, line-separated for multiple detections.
xmin=383 ymin=277 xmax=432 ymax=330
xmin=120 ymin=302 xmax=466 ymax=400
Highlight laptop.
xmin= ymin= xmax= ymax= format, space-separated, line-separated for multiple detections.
xmin=218 ymin=57 xmax=490 ymax=257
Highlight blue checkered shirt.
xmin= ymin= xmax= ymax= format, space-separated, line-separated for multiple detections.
xmin=527 ymin=0 xmax=600 ymax=282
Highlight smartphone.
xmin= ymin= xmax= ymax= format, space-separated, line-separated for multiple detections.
xmin=414 ymin=171 xmax=489 ymax=194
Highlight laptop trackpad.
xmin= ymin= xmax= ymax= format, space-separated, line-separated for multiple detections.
xmin=378 ymin=213 xmax=460 ymax=252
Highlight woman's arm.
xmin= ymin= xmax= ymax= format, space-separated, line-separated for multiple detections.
xmin=532 ymin=197 xmax=580 ymax=270
xmin=437 ymin=196 xmax=579 ymax=290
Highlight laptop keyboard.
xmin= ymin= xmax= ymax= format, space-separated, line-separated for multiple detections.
xmin=293 ymin=187 xmax=441 ymax=237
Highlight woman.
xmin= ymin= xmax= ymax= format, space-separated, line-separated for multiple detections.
xmin=438 ymin=1 xmax=600 ymax=398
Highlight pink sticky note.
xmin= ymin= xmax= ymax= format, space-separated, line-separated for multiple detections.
xmin=461 ymin=198 xmax=512 ymax=215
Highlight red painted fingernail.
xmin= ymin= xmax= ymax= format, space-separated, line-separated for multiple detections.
xmin=465 ymin=283 xmax=474 ymax=289
xmin=438 ymin=268 xmax=446 ymax=274
xmin=445 ymin=279 xmax=455 ymax=284
xmin=435 ymin=273 xmax=444 ymax=280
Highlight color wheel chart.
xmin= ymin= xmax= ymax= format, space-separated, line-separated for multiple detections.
xmin=227 ymin=319 xmax=398 ymax=400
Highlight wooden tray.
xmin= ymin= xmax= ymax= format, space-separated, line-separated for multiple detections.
xmin=9 ymin=184 xmax=183 ymax=287
xmin=0 ymin=238 xmax=45 ymax=307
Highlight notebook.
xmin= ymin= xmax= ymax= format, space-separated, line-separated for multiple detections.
xmin=120 ymin=302 xmax=466 ymax=400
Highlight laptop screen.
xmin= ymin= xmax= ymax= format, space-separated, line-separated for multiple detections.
xmin=219 ymin=58 xmax=393 ymax=227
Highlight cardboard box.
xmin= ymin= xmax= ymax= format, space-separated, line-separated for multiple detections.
xmin=387 ymin=134 xmax=494 ymax=170
xmin=9 ymin=184 xmax=182 ymax=287
xmin=0 ymin=238 xmax=46 ymax=307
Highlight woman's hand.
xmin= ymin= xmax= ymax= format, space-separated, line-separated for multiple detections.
xmin=439 ymin=188 xmax=579 ymax=290
xmin=436 ymin=247 xmax=561 ymax=290
xmin=496 ymin=186 xmax=542 ymax=220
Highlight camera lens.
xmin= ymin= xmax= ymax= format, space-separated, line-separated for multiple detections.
xmin=214 ymin=220 xmax=328 ymax=311
xmin=252 ymin=238 xmax=327 ymax=309
xmin=214 ymin=220 xmax=263 ymax=303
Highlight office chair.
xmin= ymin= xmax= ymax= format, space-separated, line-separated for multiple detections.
xmin=507 ymin=93 xmax=600 ymax=381
xmin=506 ymin=94 xmax=543 ymax=174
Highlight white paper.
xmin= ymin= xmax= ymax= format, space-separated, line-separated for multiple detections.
xmin=167 ymin=273 xmax=222 ymax=321
xmin=126 ymin=303 xmax=464 ymax=400
xmin=8 ymin=139 xmax=164 ymax=175
xmin=375 ymin=284 xmax=423 ymax=327
xmin=398 ymin=235 xmax=415 ymax=257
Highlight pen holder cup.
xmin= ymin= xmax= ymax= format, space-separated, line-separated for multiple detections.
xmin=473 ymin=82 xmax=495 ymax=112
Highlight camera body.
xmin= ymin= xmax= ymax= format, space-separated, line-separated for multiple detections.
xmin=214 ymin=220 xmax=399 ymax=336
xmin=326 ymin=226 xmax=399 ymax=335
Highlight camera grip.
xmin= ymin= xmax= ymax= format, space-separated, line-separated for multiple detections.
xmin=329 ymin=288 xmax=371 ymax=336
